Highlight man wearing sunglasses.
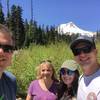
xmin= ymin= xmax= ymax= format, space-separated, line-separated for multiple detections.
xmin=70 ymin=35 xmax=100 ymax=100
xmin=0 ymin=24 xmax=16 ymax=100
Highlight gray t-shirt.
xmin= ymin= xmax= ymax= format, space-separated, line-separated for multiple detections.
xmin=0 ymin=71 xmax=17 ymax=100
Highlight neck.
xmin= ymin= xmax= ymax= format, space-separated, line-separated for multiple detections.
xmin=43 ymin=78 xmax=53 ymax=83
xmin=91 ymin=63 xmax=100 ymax=74
xmin=67 ymin=84 xmax=72 ymax=88
xmin=84 ymin=63 xmax=100 ymax=76
xmin=40 ymin=78 xmax=53 ymax=89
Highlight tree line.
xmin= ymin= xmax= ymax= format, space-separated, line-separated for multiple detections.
xmin=0 ymin=2 xmax=99 ymax=49
xmin=0 ymin=3 xmax=75 ymax=49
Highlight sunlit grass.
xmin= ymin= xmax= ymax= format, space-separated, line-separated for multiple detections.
xmin=8 ymin=42 xmax=100 ymax=95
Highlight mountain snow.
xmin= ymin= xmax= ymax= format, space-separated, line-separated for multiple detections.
xmin=57 ymin=22 xmax=96 ymax=37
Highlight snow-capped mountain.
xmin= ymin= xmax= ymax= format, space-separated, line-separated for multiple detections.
xmin=57 ymin=22 xmax=96 ymax=37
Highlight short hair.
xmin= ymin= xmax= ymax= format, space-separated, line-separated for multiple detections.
xmin=0 ymin=24 xmax=14 ymax=45
xmin=36 ymin=60 xmax=57 ymax=81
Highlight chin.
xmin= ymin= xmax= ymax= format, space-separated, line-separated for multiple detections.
xmin=43 ymin=77 xmax=49 ymax=80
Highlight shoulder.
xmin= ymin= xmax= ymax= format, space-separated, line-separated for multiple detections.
xmin=3 ymin=71 xmax=17 ymax=93
xmin=30 ymin=80 xmax=38 ymax=85
xmin=28 ymin=80 xmax=38 ymax=94
xmin=3 ymin=71 xmax=16 ymax=82
xmin=29 ymin=80 xmax=38 ymax=88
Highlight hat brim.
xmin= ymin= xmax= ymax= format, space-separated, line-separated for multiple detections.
xmin=70 ymin=39 xmax=94 ymax=50
xmin=61 ymin=66 xmax=77 ymax=71
xmin=61 ymin=60 xmax=78 ymax=71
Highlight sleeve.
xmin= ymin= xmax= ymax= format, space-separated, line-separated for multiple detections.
xmin=28 ymin=81 xmax=35 ymax=96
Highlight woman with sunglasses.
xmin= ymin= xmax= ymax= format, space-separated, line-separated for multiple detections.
xmin=57 ymin=60 xmax=80 ymax=100
xmin=26 ymin=60 xmax=58 ymax=100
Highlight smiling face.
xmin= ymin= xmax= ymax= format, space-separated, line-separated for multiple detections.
xmin=61 ymin=68 xmax=76 ymax=87
xmin=0 ymin=32 xmax=13 ymax=72
xmin=39 ymin=62 xmax=53 ymax=80
xmin=74 ymin=42 xmax=98 ymax=75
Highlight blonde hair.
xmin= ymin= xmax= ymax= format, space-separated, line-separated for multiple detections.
xmin=36 ymin=60 xmax=57 ymax=81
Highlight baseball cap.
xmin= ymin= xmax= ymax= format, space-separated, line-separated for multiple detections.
xmin=70 ymin=35 xmax=96 ymax=50
xmin=61 ymin=60 xmax=79 ymax=71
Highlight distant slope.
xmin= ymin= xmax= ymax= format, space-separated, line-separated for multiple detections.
xmin=57 ymin=22 xmax=96 ymax=37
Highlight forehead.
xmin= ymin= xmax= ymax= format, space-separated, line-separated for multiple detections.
xmin=40 ymin=63 xmax=52 ymax=70
xmin=0 ymin=32 xmax=13 ymax=45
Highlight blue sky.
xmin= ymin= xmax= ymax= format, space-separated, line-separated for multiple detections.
xmin=1 ymin=0 xmax=100 ymax=32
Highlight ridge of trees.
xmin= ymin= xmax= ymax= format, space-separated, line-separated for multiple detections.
xmin=0 ymin=2 xmax=99 ymax=49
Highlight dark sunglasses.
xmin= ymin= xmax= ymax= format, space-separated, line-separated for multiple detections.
xmin=0 ymin=44 xmax=14 ymax=53
xmin=60 ymin=68 xmax=75 ymax=76
xmin=72 ymin=45 xmax=93 ymax=56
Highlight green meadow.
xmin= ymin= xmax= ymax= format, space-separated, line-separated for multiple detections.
xmin=8 ymin=42 xmax=100 ymax=97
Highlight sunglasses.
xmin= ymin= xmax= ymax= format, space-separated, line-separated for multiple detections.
xmin=0 ymin=44 xmax=14 ymax=53
xmin=60 ymin=68 xmax=75 ymax=76
xmin=72 ymin=45 xmax=93 ymax=56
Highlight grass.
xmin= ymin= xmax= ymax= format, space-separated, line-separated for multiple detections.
xmin=8 ymin=41 xmax=100 ymax=97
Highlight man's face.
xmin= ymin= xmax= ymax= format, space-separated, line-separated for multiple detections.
xmin=73 ymin=42 xmax=97 ymax=75
xmin=0 ymin=32 xmax=14 ymax=72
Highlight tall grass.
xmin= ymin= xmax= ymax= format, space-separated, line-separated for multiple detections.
xmin=8 ymin=42 xmax=100 ymax=96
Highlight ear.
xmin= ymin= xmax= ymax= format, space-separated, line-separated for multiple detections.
xmin=94 ymin=49 xmax=98 ymax=55
xmin=92 ymin=49 xmax=98 ymax=57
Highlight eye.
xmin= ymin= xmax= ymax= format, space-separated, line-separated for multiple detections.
xmin=41 ymin=69 xmax=45 ymax=72
xmin=47 ymin=69 xmax=51 ymax=71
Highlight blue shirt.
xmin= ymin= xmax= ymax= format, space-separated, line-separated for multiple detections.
xmin=0 ymin=71 xmax=17 ymax=100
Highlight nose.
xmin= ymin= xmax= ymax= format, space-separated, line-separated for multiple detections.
xmin=44 ymin=71 xmax=48 ymax=74
xmin=0 ymin=48 xmax=4 ymax=53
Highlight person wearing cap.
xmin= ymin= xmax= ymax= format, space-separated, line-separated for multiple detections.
xmin=70 ymin=35 xmax=100 ymax=100
xmin=0 ymin=24 xmax=17 ymax=99
xmin=57 ymin=60 xmax=80 ymax=100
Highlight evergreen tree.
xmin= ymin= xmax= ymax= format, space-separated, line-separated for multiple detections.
xmin=45 ymin=25 xmax=50 ymax=44
xmin=5 ymin=0 xmax=10 ymax=27
xmin=27 ymin=20 xmax=38 ymax=45
xmin=96 ymin=30 xmax=100 ymax=41
xmin=9 ymin=5 xmax=25 ymax=49
xmin=41 ymin=25 xmax=48 ymax=45
xmin=0 ymin=2 xmax=5 ymax=24
xmin=33 ymin=25 xmax=42 ymax=44
xmin=35 ymin=25 xmax=47 ymax=45
xmin=47 ymin=26 xmax=57 ymax=44
xmin=24 ymin=19 xmax=30 ymax=47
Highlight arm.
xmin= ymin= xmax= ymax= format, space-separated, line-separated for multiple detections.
xmin=26 ymin=94 xmax=32 ymax=100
